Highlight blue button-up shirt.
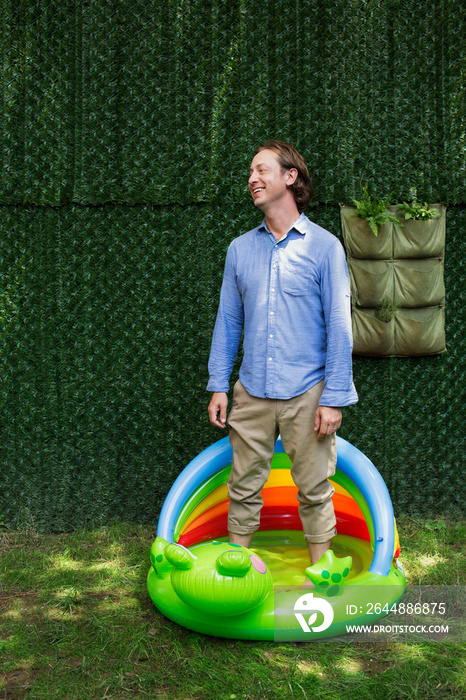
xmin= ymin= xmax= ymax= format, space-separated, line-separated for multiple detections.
xmin=207 ymin=213 xmax=358 ymax=407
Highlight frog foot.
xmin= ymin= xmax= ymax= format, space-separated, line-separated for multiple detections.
xmin=149 ymin=536 xmax=174 ymax=579
xmin=304 ymin=550 xmax=352 ymax=597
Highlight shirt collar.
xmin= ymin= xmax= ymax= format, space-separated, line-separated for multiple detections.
xmin=258 ymin=212 xmax=307 ymax=236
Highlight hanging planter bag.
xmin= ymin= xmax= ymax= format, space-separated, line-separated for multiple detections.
xmin=341 ymin=204 xmax=446 ymax=357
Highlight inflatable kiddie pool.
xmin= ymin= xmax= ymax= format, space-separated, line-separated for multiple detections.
xmin=148 ymin=436 xmax=405 ymax=641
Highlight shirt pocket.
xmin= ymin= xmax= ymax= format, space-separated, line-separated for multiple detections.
xmin=281 ymin=262 xmax=312 ymax=296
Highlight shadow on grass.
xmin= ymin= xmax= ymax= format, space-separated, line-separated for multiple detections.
xmin=1 ymin=520 xmax=464 ymax=700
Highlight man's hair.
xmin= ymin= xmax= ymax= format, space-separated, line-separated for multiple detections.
xmin=255 ymin=139 xmax=313 ymax=212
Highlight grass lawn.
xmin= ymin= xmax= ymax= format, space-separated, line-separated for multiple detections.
xmin=1 ymin=517 xmax=464 ymax=699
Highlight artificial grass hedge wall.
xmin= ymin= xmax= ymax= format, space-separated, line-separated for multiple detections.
xmin=0 ymin=202 xmax=464 ymax=530
xmin=0 ymin=0 xmax=464 ymax=529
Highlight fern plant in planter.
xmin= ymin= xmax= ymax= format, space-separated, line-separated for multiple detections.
xmin=376 ymin=297 xmax=400 ymax=323
xmin=351 ymin=183 xmax=400 ymax=236
xmin=398 ymin=202 xmax=440 ymax=221
xmin=340 ymin=186 xmax=446 ymax=357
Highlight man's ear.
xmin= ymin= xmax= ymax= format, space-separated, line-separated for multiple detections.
xmin=286 ymin=168 xmax=298 ymax=185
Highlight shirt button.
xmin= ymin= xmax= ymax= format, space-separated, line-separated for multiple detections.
xmin=270 ymin=311 xmax=274 ymax=316
xmin=268 ymin=357 xmax=272 ymax=361
xmin=271 ymin=288 xmax=275 ymax=293
xmin=269 ymin=334 xmax=273 ymax=338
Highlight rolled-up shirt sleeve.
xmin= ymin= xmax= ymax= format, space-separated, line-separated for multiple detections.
xmin=207 ymin=245 xmax=244 ymax=393
xmin=319 ymin=240 xmax=358 ymax=407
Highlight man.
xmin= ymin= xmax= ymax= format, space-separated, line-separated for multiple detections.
xmin=207 ymin=140 xmax=358 ymax=567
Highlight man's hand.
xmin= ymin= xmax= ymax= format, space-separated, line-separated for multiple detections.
xmin=208 ymin=392 xmax=229 ymax=428
xmin=314 ymin=406 xmax=342 ymax=440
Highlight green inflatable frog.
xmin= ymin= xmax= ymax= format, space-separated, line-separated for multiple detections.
xmin=150 ymin=537 xmax=273 ymax=617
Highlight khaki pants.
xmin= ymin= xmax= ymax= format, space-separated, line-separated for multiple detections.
xmin=227 ymin=381 xmax=337 ymax=544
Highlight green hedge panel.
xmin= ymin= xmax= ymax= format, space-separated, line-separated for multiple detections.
xmin=0 ymin=0 xmax=464 ymax=530
xmin=0 ymin=0 xmax=464 ymax=206
xmin=0 ymin=202 xmax=464 ymax=530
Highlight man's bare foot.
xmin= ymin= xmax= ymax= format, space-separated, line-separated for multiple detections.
xmin=301 ymin=578 xmax=315 ymax=589
xmin=307 ymin=539 xmax=332 ymax=565
xmin=228 ymin=532 xmax=253 ymax=548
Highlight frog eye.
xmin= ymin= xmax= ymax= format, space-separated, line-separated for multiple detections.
xmin=165 ymin=543 xmax=197 ymax=570
xmin=216 ymin=550 xmax=251 ymax=577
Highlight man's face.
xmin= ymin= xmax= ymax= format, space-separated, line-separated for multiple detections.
xmin=248 ymin=149 xmax=294 ymax=212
